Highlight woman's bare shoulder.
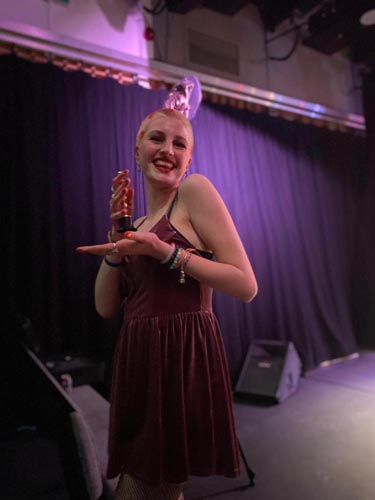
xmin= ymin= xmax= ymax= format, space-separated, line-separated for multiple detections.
xmin=181 ymin=172 xmax=211 ymax=186
xmin=179 ymin=173 xmax=217 ymax=198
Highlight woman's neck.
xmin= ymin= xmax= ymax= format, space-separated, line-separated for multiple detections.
xmin=144 ymin=183 xmax=178 ymax=220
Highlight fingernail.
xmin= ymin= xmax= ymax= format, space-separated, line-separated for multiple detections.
xmin=125 ymin=232 xmax=133 ymax=239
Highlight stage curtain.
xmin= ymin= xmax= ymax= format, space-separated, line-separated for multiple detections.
xmin=1 ymin=55 xmax=371 ymax=375
xmin=350 ymin=71 xmax=375 ymax=350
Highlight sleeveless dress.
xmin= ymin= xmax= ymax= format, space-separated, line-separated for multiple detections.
xmin=106 ymin=205 xmax=240 ymax=484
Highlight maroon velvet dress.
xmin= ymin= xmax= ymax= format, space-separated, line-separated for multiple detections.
xmin=106 ymin=211 xmax=240 ymax=484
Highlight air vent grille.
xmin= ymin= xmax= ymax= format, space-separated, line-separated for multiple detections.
xmin=188 ymin=29 xmax=239 ymax=76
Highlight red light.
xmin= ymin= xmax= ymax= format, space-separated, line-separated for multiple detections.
xmin=144 ymin=27 xmax=155 ymax=41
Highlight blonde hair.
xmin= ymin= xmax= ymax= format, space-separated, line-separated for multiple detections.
xmin=136 ymin=108 xmax=194 ymax=150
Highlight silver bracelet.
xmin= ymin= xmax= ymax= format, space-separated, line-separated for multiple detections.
xmin=160 ymin=243 xmax=176 ymax=264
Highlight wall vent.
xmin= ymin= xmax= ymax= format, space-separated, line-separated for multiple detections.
xmin=187 ymin=29 xmax=239 ymax=76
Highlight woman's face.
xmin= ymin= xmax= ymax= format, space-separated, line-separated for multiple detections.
xmin=135 ymin=113 xmax=193 ymax=187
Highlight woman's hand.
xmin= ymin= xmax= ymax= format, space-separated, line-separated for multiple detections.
xmin=76 ymin=231 xmax=172 ymax=261
xmin=109 ymin=169 xmax=135 ymax=239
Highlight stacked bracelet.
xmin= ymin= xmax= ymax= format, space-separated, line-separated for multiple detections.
xmin=159 ymin=244 xmax=197 ymax=283
xmin=160 ymin=243 xmax=176 ymax=264
xmin=104 ymin=256 xmax=123 ymax=267
xmin=161 ymin=246 xmax=179 ymax=267
xmin=178 ymin=250 xmax=194 ymax=284
xmin=169 ymin=248 xmax=184 ymax=270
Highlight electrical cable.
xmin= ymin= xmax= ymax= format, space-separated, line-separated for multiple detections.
xmin=268 ymin=25 xmax=302 ymax=61
xmin=143 ymin=0 xmax=165 ymax=16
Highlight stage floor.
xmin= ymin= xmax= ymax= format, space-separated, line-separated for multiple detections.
xmin=1 ymin=350 xmax=373 ymax=500
xmin=185 ymin=351 xmax=375 ymax=500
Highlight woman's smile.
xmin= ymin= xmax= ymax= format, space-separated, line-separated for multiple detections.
xmin=153 ymin=157 xmax=176 ymax=173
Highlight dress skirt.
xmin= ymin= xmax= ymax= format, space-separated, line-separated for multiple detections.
xmin=106 ymin=215 xmax=240 ymax=484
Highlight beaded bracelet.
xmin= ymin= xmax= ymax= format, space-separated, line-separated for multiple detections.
xmin=169 ymin=247 xmax=184 ymax=270
xmin=104 ymin=256 xmax=123 ymax=267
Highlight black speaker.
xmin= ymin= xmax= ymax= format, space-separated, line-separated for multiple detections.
xmin=235 ymin=340 xmax=302 ymax=403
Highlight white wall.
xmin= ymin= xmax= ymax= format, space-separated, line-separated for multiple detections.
xmin=0 ymin=0 xmax=153 ymax=59
xmin=157 ymin=4 xmax=361 ymax=114
xmin=0 ymin=0 xmax=362 ymax=114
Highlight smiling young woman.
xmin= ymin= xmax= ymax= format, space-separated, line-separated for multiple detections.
xmin=135 ymin=110 xmax=193 ymax=190
xmin=76 ymin=105 xmax=257 ymax=499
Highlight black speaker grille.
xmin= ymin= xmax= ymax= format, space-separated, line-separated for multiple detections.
xmin=235 ymin=340 xmax=301 ymax=402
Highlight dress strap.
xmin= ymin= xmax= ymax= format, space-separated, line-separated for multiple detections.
xmin=135 ymin=216 xmax=147 ymax=230
xmin=166 ymin=192 xmax=178 ymax=219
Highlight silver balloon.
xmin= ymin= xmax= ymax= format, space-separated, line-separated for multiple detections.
xmin=164 ymin=75 xmax=202 ymax=120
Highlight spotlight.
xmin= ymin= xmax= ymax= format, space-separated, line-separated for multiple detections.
xmin=360 ymin=8 xmax=375 ymax=26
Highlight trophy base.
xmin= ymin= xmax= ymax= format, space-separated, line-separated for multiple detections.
xmin=117 ymin=216 xmax=137 ymax=233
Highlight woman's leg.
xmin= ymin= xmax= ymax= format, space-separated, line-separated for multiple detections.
xmin=115 ymin=473 xmax=184 ymax=500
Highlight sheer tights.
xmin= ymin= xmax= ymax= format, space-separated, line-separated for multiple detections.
xmin=115 ymin=473 xmax=184 ymax=500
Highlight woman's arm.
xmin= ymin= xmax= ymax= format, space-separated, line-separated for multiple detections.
xmin=78 ymin=173 xmax=257 ymax=306
xmin=179 ymin=174 xmax=257 ymax=302
xmin=93 ymin=170 xmax=132 ymax=318
xmin=94 ymin=256 xmax=125 ymax=318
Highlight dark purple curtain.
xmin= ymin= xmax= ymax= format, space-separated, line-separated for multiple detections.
xmin=194 ymin=103 xmax=370 ymax=374
xmin=1 ymin=55 xmax=372 ymax=376
xmin=353 ymin=71 xmax=375 ymax=350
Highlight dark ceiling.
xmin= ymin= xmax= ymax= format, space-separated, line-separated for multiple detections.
xmin=165 ymin=0 xmax=375 ymax=66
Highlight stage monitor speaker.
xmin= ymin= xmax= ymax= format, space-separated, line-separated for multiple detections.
xmin=235 ymin=340 xmax=302 ymax=403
